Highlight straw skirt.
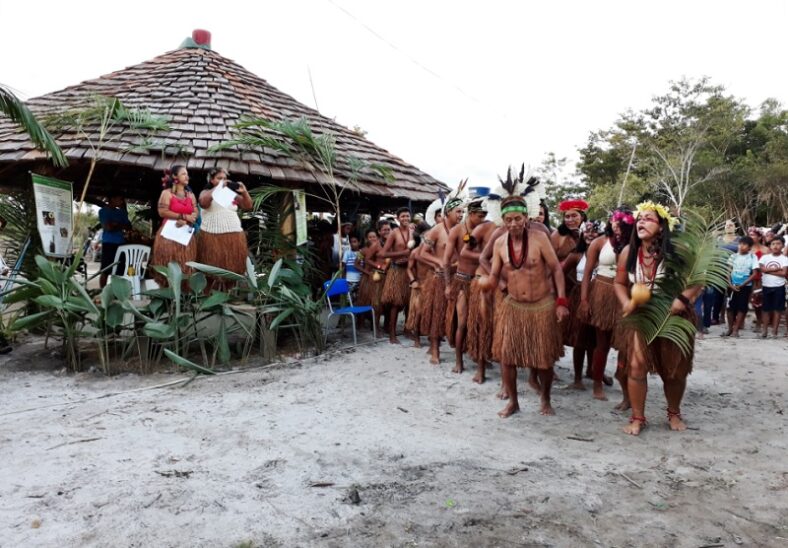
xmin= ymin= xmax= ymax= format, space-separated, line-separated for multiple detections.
xmin=493 ymin=295 xmax=564 ymax=369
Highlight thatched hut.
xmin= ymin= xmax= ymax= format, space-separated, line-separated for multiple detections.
xmin=0 ymin=30 xmax=447 ymax=215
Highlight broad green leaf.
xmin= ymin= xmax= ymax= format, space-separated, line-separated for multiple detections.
xmin=37 ymin=278 xmax=60 ymax=297
xmin=269 ymin=308 xmax=294 ymax=330
xmin=267 ymin=258 xmax=283 ymax=288
xmin=0 ymin=285 xmax=42 ymax=305
xmin=216 ymin=323 xmax=231 ymax=364
xmin=69 ymin=278 xmax=99 ymax=316
xmin=163 ymin=348 xmax=215 ymax=375
xmin=10 ymin=310 xmax=52 ymax=331
xmin=34 ymin=255 xmax=63 ymax=285
xmin=100 ymin=284 xmax=113 ymax=309
xmin=106 ymin=303 xmax=126 ymax=328
xmin=168 ymin=262 xmax=182 ymax=314
xmin=189 ymin=272 xmax=207 ymax=295
xmin=199 ymin=292 xmax=231 ymax=310
xmin=34 ymin=294 xmax=64 ymax=310
xmin=142 ymin=287 xmax=175 ymax=300
xmin=186 ymin=261 xmax=248 ymax=283
xmin=143 ymin=322 xmax=176 ymax=340
xmin=109 ymin=276 xmax=132 ymax=301
xmin=245 ymin=257 xmax=258 ymax=289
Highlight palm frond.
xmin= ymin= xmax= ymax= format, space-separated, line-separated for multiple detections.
xmin=0 ymin=84 xmax=67 ymax=167
xmin=622 ymin=209 xmax=731 ymax=355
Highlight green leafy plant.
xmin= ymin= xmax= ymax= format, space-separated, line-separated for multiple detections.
xmin=44 ymin=95 xmax=170 ymax=242
xmin=0 ymin=83 xmax=67 ymax=167
xmin=210 ymin=116 xmax=394 ymax=248
xmin=1 ymin=249 xmax=98 ymax=370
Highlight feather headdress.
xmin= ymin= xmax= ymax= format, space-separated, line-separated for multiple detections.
xmin=443 ymin=178 xmax=469 ymax=214
xmin=487 ymin=164 xmax=545 ymax=225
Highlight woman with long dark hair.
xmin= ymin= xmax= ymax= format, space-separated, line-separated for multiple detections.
xmin=613 ymin=202 xmax=697 ymax=435
xmin=580 ymin=207 xmax=635 ymax=404
xmin=150 ymin=165 xmax=198 ymax=286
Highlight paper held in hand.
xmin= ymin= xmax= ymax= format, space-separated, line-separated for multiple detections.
xmin=212 ymin=184 xmax=238 ymax=209
xmin=161 ymin=219 xmax=194 ymax=246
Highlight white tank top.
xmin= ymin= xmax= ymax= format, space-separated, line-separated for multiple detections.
xmin=597 ymin=239 xmax=617 ymax=278
xmin=576 ymin=255 xmax=586 ymax=282
xmin=200 ymin=191 xmax=242 ymax=234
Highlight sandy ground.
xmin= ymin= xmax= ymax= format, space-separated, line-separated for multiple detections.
xmin=0 ymin=322 xmax=786 ymax=547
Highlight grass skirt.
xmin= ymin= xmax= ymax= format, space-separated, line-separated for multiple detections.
xmin=490 ymin=288 xmax=506 ymax=363
xmin=444 ymin=274 xmax=472 ymax=348
xmin=419 ymin=273 xmax=447 ymax=339
xmin=357 ymin=270 xmax=385 ymax=311
xmin=619 ymin=308 xmax=695 ymax=379
xmin=564 ymin=283 xmax=596 ymax=349
xmin=466 ymin=278 xmax=492 ymax=364
xmin=404 ymin=286 xmax=422 ymax=333
xmin=493 ymin=295 xmax=564 ymax=369
xmin=381 ymin=264 xmax=410 ymax=308
xmin=196 ymin=230 xmax=248 ymax=291
xmin=588 ymin=276 xmax=621 ymax=332
xmin=150 ymin=227 xmax=198 ymax=287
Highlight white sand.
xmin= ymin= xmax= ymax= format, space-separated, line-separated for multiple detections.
xmin=1 ymin=326 xmax=786 ymax=547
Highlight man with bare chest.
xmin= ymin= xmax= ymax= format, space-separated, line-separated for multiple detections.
xmin=419 ymin=199 xmax=464 ymax=364
xmin=443 ymin=197 xmax=488 ymax=374
xmin=482 ymin=195 xmax=569 ymax=417
xmin=381 ymin=208 xmax=414 ymax=343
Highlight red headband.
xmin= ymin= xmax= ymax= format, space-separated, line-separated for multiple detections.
xmin=558 ymin=199 xmax=589 ymax=213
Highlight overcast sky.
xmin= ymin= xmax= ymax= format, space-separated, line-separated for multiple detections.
xmin=2 ymin=0 xmax=787 ymax=188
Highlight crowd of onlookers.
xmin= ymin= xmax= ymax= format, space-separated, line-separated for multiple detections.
xmin=699 ymin=221 xmax=788 ymax=339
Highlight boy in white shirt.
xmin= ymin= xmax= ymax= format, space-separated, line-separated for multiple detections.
xmin=342 ymin=235 xmax=362 ymax=299
xmin=758 ymin=238 xmax=788 ymax=338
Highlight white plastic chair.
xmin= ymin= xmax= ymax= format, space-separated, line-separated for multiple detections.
xmin=113 ymin=244 xmax=150 ymax=298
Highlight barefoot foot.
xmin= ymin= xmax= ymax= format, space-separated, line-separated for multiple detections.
xmin=451 ymin=364 xmax=464 ymax=374
xmin=539 ymin=401 xmax=555 ymax=415
xmin=614 ymin=399 xmax=631 ymax=411
xmin=389 ymin=337 xmax=401 ymax=345
xmin=496 ymin=386 xmax=510 ymax=400
xmin=472 ymin=371 xmax=485 ymax=384
xmin=592 ymin=383 xmax=608 ymax=401
xmin=667 ymin=411 xmax=687 ymax=431
xmin=497 ymin=402 xmax=520 ymax=418
xmin=623 ymin=417 xmax=645 ymax=435
xmin=568 ymin=381 xmax=586 ymax=391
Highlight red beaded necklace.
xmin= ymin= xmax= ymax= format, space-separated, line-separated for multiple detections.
xmin=507 ymin=228 xmax=529 ymax=269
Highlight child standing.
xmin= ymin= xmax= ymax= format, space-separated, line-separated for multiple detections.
xmin=758 ymin=237 xmax=788 ymax=338
xmin=724 ymin=236 xmax=759 ymax=337
xmin=342 ymin=235 xmax=363 ymax=300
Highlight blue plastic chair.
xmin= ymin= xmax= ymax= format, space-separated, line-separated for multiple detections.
xmin=323 ymin=278 xmax=376 ymax=344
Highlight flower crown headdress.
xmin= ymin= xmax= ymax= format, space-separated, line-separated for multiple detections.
xmin=635 ymin=201 xmax=678 ymax=231
xmin=611 ymin=209 xmax=635 ymax=225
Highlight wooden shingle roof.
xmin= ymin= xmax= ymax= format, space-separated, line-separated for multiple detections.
xmin=0 ymin=45 xmax=447 ymax=202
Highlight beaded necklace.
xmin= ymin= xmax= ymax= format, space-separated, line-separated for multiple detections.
xmin=507 ymin=228 xmax=529 ymax=269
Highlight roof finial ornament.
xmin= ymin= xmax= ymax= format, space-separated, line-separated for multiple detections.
xmin=179 ymin=29 xmax=212 ymax=50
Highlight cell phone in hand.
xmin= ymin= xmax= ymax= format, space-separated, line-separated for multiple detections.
xmin=226 ymin=181 xmax=240 ymax=192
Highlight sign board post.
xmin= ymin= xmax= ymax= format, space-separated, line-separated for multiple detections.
xmin=31 ymin=174 xmax=73 ymax=258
